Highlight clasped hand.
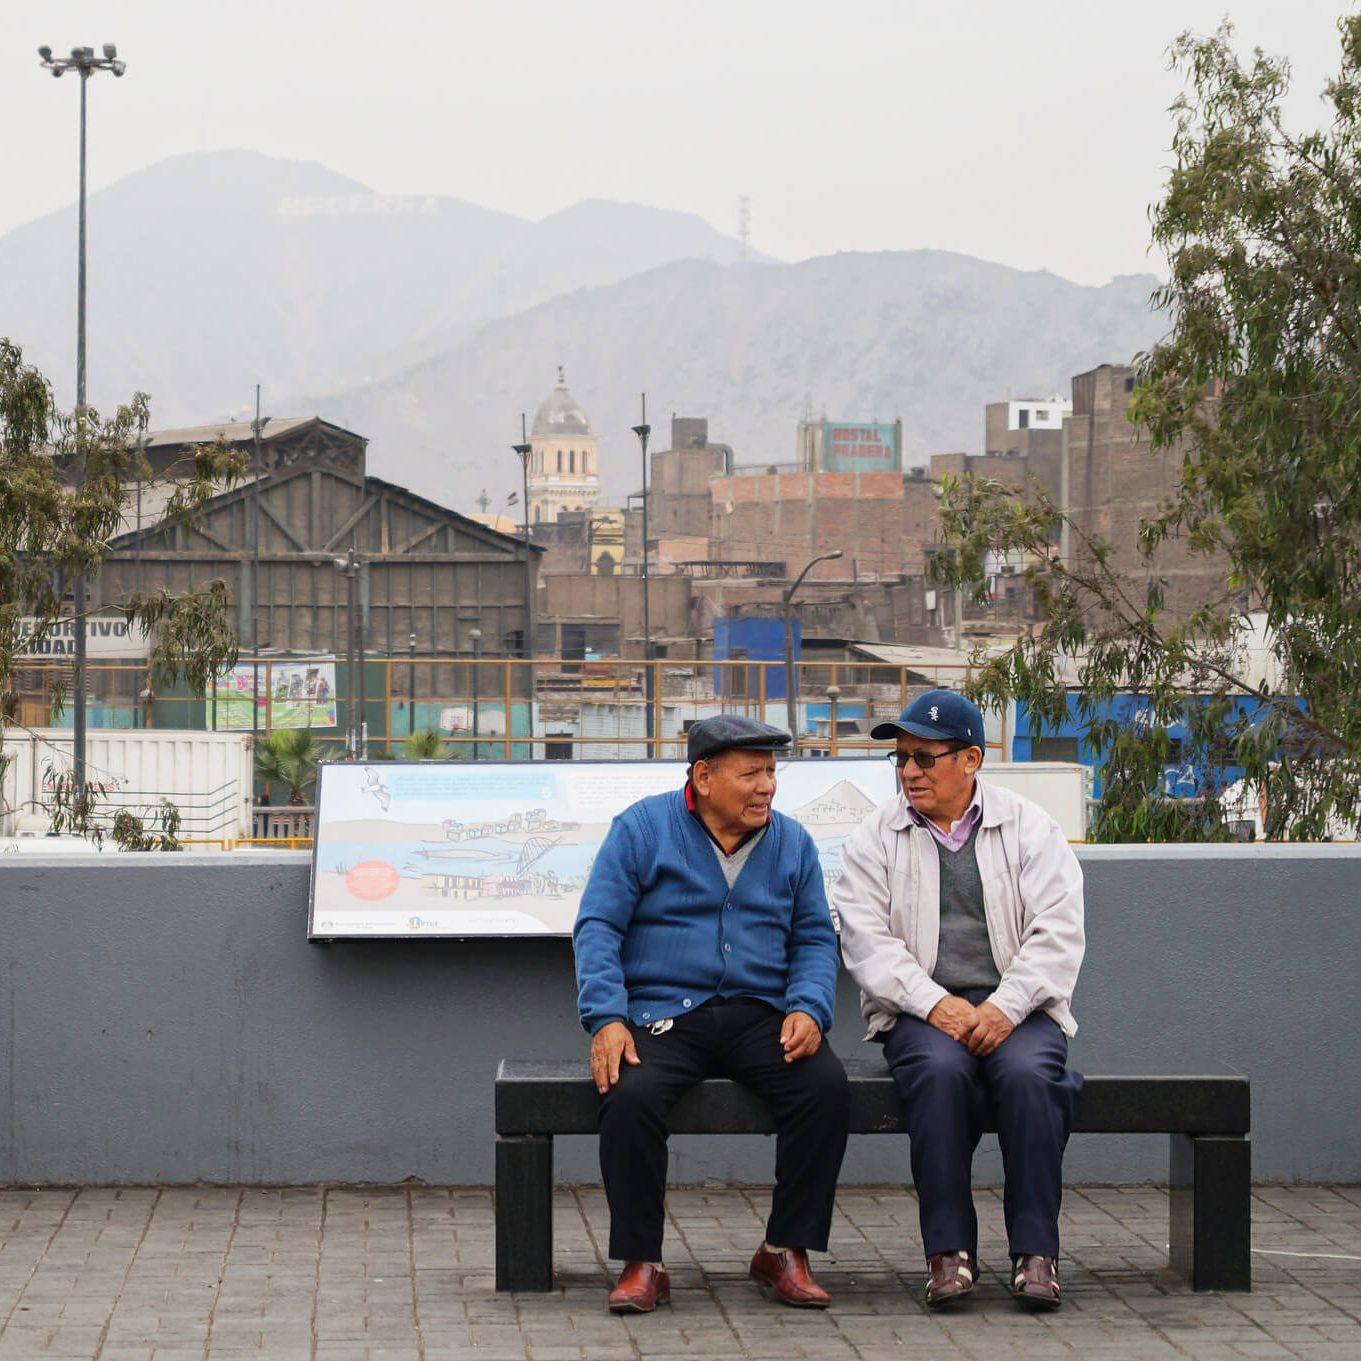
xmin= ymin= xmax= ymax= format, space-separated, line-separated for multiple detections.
xmin=926 ymin=996 xmax=1014 ymax=1056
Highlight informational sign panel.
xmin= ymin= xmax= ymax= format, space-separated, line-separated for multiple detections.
xmin=820 ymin=420 xmax=902 ymax=472
xmin=214 ymin=659 xmax=337 ymax=730
xmin=308 ymin=758 xmax=901 ymax=938
xmin=16 ymin=616 xmax=150 ymax=660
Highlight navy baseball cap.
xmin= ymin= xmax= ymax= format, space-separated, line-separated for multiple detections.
xmin=687 ymin=715 xmax=791 ymax=765
xmin=870 ymin=689 xmax=984 ymax=748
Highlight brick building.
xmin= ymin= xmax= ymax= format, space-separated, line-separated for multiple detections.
xmin=1065 ymin=364 xmax=1233 ymax=617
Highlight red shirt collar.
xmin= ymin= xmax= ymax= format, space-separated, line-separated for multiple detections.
xmin=684 ymin=777 xmax=765 ymax=854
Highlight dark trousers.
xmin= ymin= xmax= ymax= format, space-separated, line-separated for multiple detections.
xmin=597 ymin=997 xmax=850 ymax=1262
xmin=880 ymin=989 xmax=1082 ymax=1259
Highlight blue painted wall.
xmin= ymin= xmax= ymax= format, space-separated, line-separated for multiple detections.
xmin=713 ymin=617 xmax=796 ymax=699
xmin=1012 ymin=691 xmax=1288 ymax=797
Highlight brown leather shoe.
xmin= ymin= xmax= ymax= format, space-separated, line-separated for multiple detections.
xmin=1010 ymin=1254 xmax=1062 ymax=1309
xmin=924 ymin=1251 xmax=978 ymax=1308
xmin=749 ymin=1244 xmax=831 ymax=1308
xmin=607 ymin=1261 xmax=671 ymax=1313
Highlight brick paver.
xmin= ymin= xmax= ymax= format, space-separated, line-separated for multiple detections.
xmin=0 ymin=1185 xmax=1355 ymax=1359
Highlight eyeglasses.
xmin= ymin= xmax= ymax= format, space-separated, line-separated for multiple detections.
xmin=885 ymin=743 xmax=969 ymax=771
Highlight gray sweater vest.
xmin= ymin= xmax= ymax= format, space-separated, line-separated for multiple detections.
xmin=931 ymin=820 xmax=1002 ymax=991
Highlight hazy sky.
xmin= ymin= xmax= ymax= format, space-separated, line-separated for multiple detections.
xmin=3 ymin=0 xmax=1349 ymax=285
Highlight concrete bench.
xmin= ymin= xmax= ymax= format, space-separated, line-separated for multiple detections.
xmin=494 ymin=1057 xmax=1250 ymax=1293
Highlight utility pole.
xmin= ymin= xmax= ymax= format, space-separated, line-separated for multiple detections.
xmin=631 ymin=396 xmax=652 ymax=743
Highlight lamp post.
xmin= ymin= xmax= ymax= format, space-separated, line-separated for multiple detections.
xmin=781 ymin=549 xmax=844 ymax=755
xmin=826 ymin=684 xmax=841 ymax=758
xmin=469 ymin=627 xmax=482 ymax=760
xmin=407 ymin=631 xmax=417 ymax=738
xmin=38 ymin=42 xmax=126 ymax=790
xmin=333 ymin=550 xmax=361 ymax=757
xmin=511 ymin=415 xmax=534 ymax=661
xmin=631 ymin=395 xmax=653 ymax=743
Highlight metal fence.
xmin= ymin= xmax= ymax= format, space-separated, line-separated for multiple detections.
xmin=12 ymin=655 xmax=999 ymax=761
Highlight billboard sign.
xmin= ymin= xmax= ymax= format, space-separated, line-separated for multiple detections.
xmin=16 ymin=616 xmax=150 ymax=660
xmin=214 ymin=659 xmax=337 ymax=730
xmin=820 ymin=420 xmax=901 ymax=472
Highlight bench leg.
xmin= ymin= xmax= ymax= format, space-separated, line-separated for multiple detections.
xmin=1169 ymin=1133 xmax=1251 ymax=1291
xmin=495 ymin=1135 xmax=554 ymax=1291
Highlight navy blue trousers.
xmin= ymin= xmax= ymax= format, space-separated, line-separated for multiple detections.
xmin=880 ymin=990 xmax=1082 ymax=1259
xmin=598 ymin=997 xmax=850 ymax=1262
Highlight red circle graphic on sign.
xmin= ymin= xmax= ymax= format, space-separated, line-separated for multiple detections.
xmin=347 ymin=860 xmax=400 ymax=901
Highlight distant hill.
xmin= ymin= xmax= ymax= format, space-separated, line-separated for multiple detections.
xmin=316 ymin=252 xmax=1166 ymax=508
xmin=0 ymin=149 xmax=1166 ymax=514
xmin=0 ymin=149 xmax=758 ymax=423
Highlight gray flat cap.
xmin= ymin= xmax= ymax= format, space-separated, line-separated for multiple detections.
xmin=687 ymin=715 xmax=792 ymax=765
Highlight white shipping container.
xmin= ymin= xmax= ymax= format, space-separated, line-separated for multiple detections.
xmin=979 ymin=762 xmax=1091 ymax=840
xmin=0 ymin=729 xmax=254 ymax=841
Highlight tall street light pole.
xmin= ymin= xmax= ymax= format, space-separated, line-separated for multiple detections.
xmin=39 ymin=42 xmax=126 ymax=791
xmin=511 ymin=415 xmax=534 ymax=661
xmin=782 ymin=549 xmax=844 ymax=756
xmin=631 ymin=395 xmax=652 ymax=743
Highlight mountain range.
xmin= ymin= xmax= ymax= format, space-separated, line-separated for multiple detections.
xmin=0 ymin=149 xmax=1168 ymax=510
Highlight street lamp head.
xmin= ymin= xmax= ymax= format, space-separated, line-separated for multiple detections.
xmin=631 ymin=424 xmax=651 ymax=441
xmin=469 ymin=628 xmax=482 ymax=641
xmin=110 ymin=61 xmax=126 ymax=76
xmin=511 ymin=442 xmax=532 ymax=459
xmin=826 ymin=549 xmax=845 ymax=560
xmin=102 ymin=43 xmax=117 ymax=59
xmin=38 ymin=45 xmax=52 ymax=61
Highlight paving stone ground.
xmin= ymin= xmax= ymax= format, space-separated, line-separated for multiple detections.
xmin=0 ymin=1184 xmax=1356 ymax=1360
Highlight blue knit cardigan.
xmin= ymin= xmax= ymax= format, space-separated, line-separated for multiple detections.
xmin=573 ymin=789 xmax=839 ymax=1035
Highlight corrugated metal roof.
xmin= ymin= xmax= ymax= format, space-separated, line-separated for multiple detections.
xmin=850 ymin=643 xmax=974 ymax=668
xmin=139 ymin=416 xmax=360 ymax=448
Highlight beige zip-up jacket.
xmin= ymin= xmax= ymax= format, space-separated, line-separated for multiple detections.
xmin=833 ymin=778 xmax=1085 ymax=1039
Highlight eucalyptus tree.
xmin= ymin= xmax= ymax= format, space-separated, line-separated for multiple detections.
xmin=934 ymin=18 xmax=1361 ymax=840
xmin=1 ymin=339 xmax=244 ymax=842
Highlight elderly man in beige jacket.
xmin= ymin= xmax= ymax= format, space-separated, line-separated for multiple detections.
xmin=834 ymin=690 xmax=1084 ymax=1312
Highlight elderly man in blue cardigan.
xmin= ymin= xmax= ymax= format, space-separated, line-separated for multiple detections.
xmin=573 ymin=715 xmax=849 ymax=1314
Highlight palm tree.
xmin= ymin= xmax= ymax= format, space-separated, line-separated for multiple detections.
xmin=400 ymin=729 xmax=457 ymax=760
xmin=254 ymin=728 xmax=328 ymax=805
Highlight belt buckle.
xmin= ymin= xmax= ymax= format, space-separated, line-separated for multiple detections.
xmin=648 ymin=1018 xmax=673 ymax=1036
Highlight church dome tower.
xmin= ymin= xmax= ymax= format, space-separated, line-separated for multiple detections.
xmin=527 ymin=368 xmax=600 ymax=524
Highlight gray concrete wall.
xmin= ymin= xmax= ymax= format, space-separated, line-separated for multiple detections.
xmin=0 ymin=845 xmax=1356 ymax=1186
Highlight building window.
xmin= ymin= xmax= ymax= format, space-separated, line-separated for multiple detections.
xmin=545 ymin=737 xmax=573 ymax=760
xmin=583 ymin=451 xmax=591 ymax=475
xmin=1017 ymin=409 xmax=1030 ymax=428
xmin=569 ymin=449 xmax=576 ymax=473
xmin=1034 ymin=409 xmax=1048 ymax=422
xmin=1124 ymin=376 xmax=1136 ymax=392
xmin=1031 ymin=735 xmax=1080 ymax=762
